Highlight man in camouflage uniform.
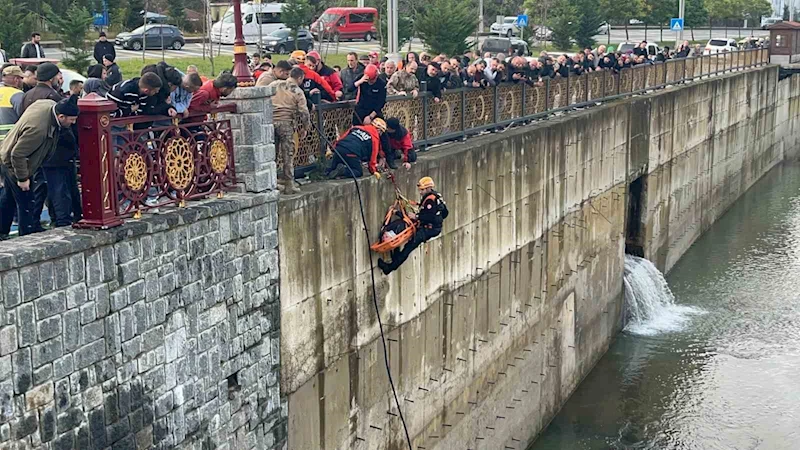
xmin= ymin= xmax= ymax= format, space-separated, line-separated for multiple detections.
xmin=269 ymin=67 xmax=309 ymax=194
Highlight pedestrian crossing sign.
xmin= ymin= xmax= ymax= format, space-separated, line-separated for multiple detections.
xmin=670 ymin=18 xmax=684 ymax=31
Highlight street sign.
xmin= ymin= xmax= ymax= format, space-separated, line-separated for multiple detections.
xmin=516 ymin=14 xmax=529 ymax=27
xmin=670 ymin=18 xmax=684 ymax=31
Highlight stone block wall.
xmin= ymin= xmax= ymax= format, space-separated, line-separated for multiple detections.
xmin=0 ymin=85 xmax=285 ymax=450
xmin=0 ymin=193 xmax=283 ymax=450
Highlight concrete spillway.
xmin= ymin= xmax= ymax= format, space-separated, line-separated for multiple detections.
xmin=278 ymin=66 xmax=800 ymax=450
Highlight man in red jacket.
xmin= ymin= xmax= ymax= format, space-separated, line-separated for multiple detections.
xmin=291 ymin=50 xmax=336 ymax=102
xmin=189 ymin=73 xmax=238 ymax=113
xmin=307 ymin=51 xmax=343 ymax=100
xmin=386 ymin=117 xmax=416 ymax=169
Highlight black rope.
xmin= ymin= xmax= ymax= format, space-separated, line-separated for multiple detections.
xmin=307 ymin=117 xmax=413 ymax=450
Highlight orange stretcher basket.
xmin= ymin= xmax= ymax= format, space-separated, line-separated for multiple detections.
xmin=370 ymin=193 xmax=418 ymax=253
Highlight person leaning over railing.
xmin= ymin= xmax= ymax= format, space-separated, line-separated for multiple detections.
xmin=385 ymin=117 xmax=415 ymax=170
xmin=387 ymin=61 xmax=419 ymax=97
xmin=188 ymin=73 xmax=237 ymax=114
xmin=308 ymin=51 xmax=343 ymax=101
xmin=0 ymin=97 xmax=79 ymax=238
xmin=269 ymin=67 xmax=309 ymax=195
xmin=420 ymin=63 xmax=442 ymax=103
xmin=256 ymin=60 xmax=291 ymax=87
xmin=106 ymin=73 xmax=163 ymax=118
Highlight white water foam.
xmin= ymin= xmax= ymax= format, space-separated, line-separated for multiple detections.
xmin=623 ymin=255 xmax=703 ymax=336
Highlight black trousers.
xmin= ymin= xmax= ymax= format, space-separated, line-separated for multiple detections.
xmin=384 ymin=227 xmax=440 ymax=273
xmin=43 ymin=166 xmax=76 ymax=227
xmin=0 ymin=167 xmax=47 ymax=237
xmin=326 ymin=151 xmax=363 ymax=178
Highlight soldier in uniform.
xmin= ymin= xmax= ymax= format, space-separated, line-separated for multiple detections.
xmin=269 ymin=67 xmax=309 ymax=194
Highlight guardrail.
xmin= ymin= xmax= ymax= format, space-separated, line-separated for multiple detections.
xmin=75 ymin=94 xmax=237 ymax=229
xmin=292 ymin=48 xmax=769 ymax=175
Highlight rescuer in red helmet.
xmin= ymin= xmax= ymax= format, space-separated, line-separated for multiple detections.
xmin=353 ymin=63 xmax=387 ymax=127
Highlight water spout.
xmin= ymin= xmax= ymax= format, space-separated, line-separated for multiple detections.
xmin=623 ymin=255 xmax=702 ymax=335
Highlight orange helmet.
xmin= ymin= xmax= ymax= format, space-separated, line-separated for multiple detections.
xmin=417 ymin=177 xmax=435 ymax=190
xmin=371 ymin=118 xmax=387 ymax=133
xmin=364 ymin=64 xmax=379 ymax=80
xmin=290 ymin=50 xmax=306 ymax=63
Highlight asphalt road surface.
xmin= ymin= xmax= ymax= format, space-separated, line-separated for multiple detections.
xmin=46 ymin=27 xmax=769 ymax=62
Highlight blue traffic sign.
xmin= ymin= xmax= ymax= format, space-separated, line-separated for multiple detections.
xmin=670 ymin=18 xmax=684 ymax=31
xmin=516 ymin=14 xmax=529 ymax=27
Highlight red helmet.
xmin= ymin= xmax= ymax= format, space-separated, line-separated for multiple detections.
xmin=364 ymin=64 xmax=379 ymax=80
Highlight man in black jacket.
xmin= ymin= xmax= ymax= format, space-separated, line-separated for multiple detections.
xmin=20 ymin=63 xmax=62 ymax=114
xmin=103 ymin=54 xmax=122 ymax=86
xmin=140 ymin=61 xmax=181 ymax=117
xmin=353 ymin=64 xmax=387 ymax=125
xmin=20 ymin=33 xmax=45 ymax=59
xmin=378 ymin=176 xmax=449 ymax=274
xmin=421 ymin=62 xmax=442 ymax=102
xmin=93 ymin=32 xmax=115 ymax=64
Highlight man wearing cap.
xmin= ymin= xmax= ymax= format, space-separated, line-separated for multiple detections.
xmin=353 ymin=64 xmax=386 ymax=126
xmin=0 ymin=97 xmax=80 ymax=237
xmin=378 ymin=176 xmax=449 ymax=275
xmin=20 ymin=62 xmax=62 ymax=114
xmin=103 ymin=54 xmax=122 ymax=86
xmin=93 ymin=32 xmax=116 ymax=64
xmin=369 ymin=51 xmax=380 ymax=67
xmin=0 ymin=66 xmax=25 ymax=125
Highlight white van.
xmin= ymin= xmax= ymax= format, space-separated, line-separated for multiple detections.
xmin=210 ymin=2 xmax=286 ymax=44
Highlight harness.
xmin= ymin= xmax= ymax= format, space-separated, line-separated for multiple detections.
xmin=370 ymin=173 xmax=419 ymax=253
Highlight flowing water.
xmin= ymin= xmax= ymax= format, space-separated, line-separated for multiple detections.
xmin=529 ymin=164 xmax=800 ymax=450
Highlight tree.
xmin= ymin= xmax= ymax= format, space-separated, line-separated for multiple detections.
xmin=167 ymin=0 xmax=186 ymax=29
xmin=44 ymin=2 xmax=94 ymax=74
xmin=706 ymin=0 xmax=736 ymax=36
xmin=0 ymin=0 xmax=33 ymax=59
xmin=574 ymin=0 xmax=602 ymax=48
xmin=548 ymin=0 xmax=577 ymax=50
xmin=740 ymin=0 xmax=772 ymax=24
xmin=125 ymin=0 xmax=145 ymax=30
xmin=645 ymin=0 xmax=676 ymax=42
xmin=282 ymin=0 xmax=315 ymax=49
xmin=600 ymin=0 xmax=648 ymax=40
xmin=783 ymin=4 xmax=790 ymax=20
xmin=685 ymin=0 xmax=709 ymax=40
xmin=414 ymin=0 xmax=477 ymax=56
xmin=379 ymin=14 xmax=414 ymax=53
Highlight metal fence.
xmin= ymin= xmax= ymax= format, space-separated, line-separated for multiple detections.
xmin=291 ymin=48 xmax=770 ymax=174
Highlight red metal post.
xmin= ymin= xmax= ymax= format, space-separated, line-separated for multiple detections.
xmin=231 ymin=0 xmax=254 ymax=86
xmin=74 ymin=94 xmax=123 ymax=229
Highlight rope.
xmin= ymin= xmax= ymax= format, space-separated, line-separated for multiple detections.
xmin=310 ymin=122 xmax=414 ymax=450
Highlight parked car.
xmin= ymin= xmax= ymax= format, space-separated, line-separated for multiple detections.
xmin=115 ymin=24 xmax=186 ymax=50
xmin=480 ymin=37 xmax=529 ymax=57
xmin=617 ymin=41 xmax=660 ymax=58
xmin=490 ymin=16 xmax=520 ymax=37
xmin=262 ymin=28 xmax=314 ymax=54
xmin=629 ymin=19 xmax=643 ymax=25
xmin=534 ymin=26 xmax=553 ymax=41
xmin=761 ymin=17 xmax=782 ymax=29
xmin=211 ymin=2 xmax=286 ymax=44
xmin=310 ymin=7 xmax=378 ymax=41
xmin=704 ymin=38 xmax=737 ymax=54
xmin=597 ymin=22 xmax=610 ymax=35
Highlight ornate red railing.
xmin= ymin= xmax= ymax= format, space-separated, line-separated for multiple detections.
xmin=74 ymin=94 xmax=237 ymax=229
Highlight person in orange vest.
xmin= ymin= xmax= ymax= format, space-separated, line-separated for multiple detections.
xmin=325 ymin=118 xmax=389 ymax=179
xmin=378 ymin=176 xmax=449 ymax=274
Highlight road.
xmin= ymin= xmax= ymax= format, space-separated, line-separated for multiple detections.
xmin=45 ymin=27 xmax=769 ymax=62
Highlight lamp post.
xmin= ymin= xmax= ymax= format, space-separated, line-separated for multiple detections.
xmin=231 ymin=0 xmax=254 ymax=86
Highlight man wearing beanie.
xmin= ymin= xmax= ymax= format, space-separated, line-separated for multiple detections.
xmin=20 ymin=62 xmax=62 ymax=114
xmin=103 ymin=54 xmax=122 ymax=86
xmin=0 ymin=97 xmax=79 ymax=237
xmin=93 ymin=32 xmax=115 ymax=64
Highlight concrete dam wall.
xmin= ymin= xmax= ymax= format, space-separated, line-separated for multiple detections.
xmin=278 ymin=65 xmax=799 ymax=450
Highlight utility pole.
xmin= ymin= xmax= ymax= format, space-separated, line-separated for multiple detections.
xmin=387 ymin=0 xmax=399 ymax=61
xmin=358 ymin=0 xmax=365 ymax=7
xmin=676 ymin=0 xmax=685 ymax=51
xmin=479 ymin=0 xmax=484 ymax=33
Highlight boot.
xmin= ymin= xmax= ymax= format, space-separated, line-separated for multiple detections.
xmin=377 ymin=259 xmax=392 ymax=275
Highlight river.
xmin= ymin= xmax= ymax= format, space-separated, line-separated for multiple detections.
xmin=528 ymin=164 xmax=800 ymax=450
